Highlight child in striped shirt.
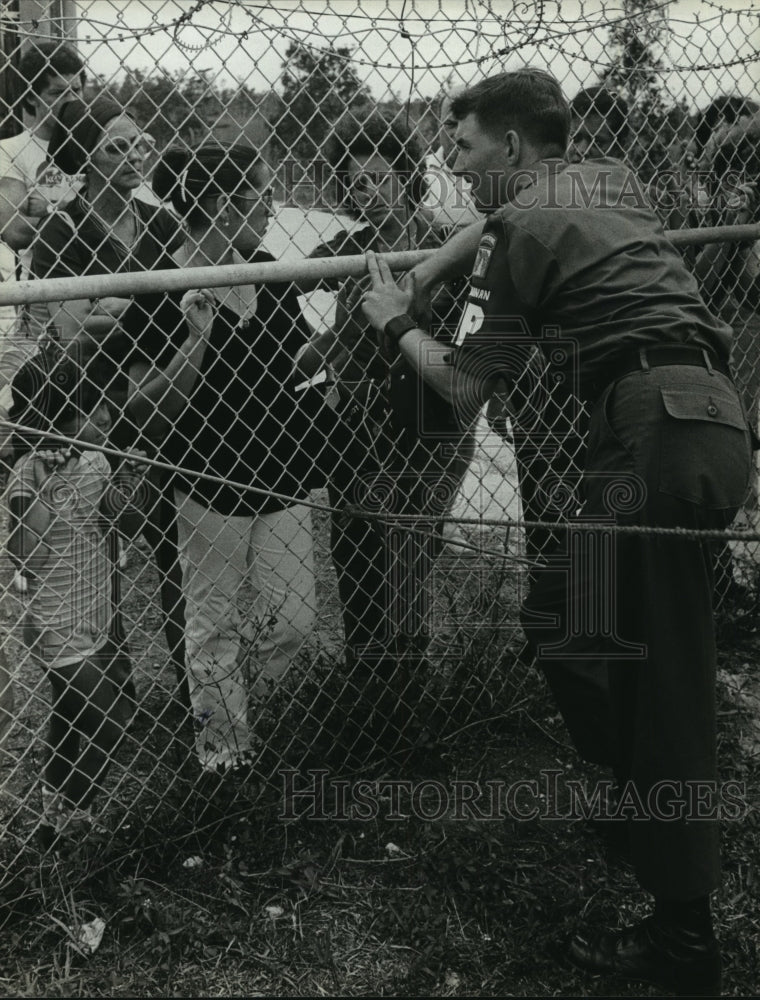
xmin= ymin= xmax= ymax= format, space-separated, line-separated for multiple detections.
xmin=6 ymin=351 xmax=148 ymax=849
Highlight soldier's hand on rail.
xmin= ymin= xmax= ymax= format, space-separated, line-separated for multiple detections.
xmin=181 ymin=289 xmax=215 ymax=343
xmin=361 ymin=251 xmax=414 ymax=334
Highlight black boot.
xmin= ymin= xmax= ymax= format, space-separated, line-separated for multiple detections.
xmin=569 ymin=912 xmax=721 ymax=996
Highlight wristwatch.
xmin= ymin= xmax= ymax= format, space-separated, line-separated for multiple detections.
xmin=383 ymin=313 xmax=418 ymax=343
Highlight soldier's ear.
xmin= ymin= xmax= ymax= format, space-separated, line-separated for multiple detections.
xmin=504 ymin=129 xmax=521 ymax=164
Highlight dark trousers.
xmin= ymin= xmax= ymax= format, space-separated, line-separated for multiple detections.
xmin=328 ymin=436 xmax=472 ymax=751
xmin=108 ymin=408 xmax=188 ymax=707
xmin=107 ymin=470 xmax=188 ymax=709
xmin=37 ymin=638 xmax=136 ymax=810
xmin=522 ymin=365 xmax=751 ymax=899
xmin=141 ymin=478 xmax=188 ymax=703
xmin=511 ymin=384 xmax=616 ymax=769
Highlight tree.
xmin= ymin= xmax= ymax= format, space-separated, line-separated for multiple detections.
xmin=602 ymin=0 xmax=667 ymax=110
xmin=600 ymin=0 xmax=676 ymax=178
xmin=88 ymin=68 xmax=274 ymax=154
xmin=275 ymin=41 xmax=370 ymax=161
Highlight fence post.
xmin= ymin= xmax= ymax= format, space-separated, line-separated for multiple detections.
xmin=18 ymin=0 xmax=77 ymax=39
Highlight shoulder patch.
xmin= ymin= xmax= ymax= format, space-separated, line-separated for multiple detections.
xmin=472 ymin=233 xmax=498 ymax=280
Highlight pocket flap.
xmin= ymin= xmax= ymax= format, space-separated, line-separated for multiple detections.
xmin=660 ymin=386 xmax=747 ymax=430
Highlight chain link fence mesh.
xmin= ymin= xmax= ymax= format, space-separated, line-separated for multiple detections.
xmin=0 ymin=0 xmax=758 ymax=947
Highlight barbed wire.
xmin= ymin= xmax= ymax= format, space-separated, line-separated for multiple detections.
xmin=699 ymin=0 xmax=760 ymax=15
xmin=539 ymin=37 xmax=760 ymax=75
xmin=236 ymin=0 xmax=758 ymax=76
xmin=5 ymin=1 xmax=757 ymax=75
xmin=172 ymin=0 xmax=235 ymax=53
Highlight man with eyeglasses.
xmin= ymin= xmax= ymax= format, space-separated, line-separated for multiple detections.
xmin=0 ymin=41 xmax=86 ymax=469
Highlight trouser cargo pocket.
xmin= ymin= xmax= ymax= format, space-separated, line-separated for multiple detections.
xmin=658 ymin=382 xmax=752 ymax=509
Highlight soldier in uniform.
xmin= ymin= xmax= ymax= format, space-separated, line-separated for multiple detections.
xmin=359 ymin=68 xmax=751 ymax=996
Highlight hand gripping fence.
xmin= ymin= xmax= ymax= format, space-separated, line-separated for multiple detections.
xmin=0 ymin=2 xmax=758 ymax=988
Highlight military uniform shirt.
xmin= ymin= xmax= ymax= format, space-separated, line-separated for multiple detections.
xmin=454 ymin=158 xmax=733 ymax=403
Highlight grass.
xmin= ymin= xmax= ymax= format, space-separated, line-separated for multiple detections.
xmin=0 ymin=640 xmax=758 ymax=996
xmin=0 ymin=505 xmax=758 ymax=996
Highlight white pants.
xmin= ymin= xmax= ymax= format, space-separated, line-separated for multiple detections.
xmin=175 ymin=491 xmax=316 ymax=771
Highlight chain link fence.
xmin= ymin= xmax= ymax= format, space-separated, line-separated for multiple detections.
xmin=0 ymin=0 xmax=758 ymax=954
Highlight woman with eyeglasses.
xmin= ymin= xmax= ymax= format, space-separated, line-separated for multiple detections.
xmin=123 ymin=143 xmax=356 ymax=796
xmin=30 ymin=96 xmax=189 ymax=720
xmin=32 ymin=97 xmax=181 ymax=351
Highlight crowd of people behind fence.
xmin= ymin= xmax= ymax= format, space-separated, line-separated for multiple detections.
xmin=0 ymin=35 xmax=759 ymax=998
xmin=0 ymin=40 xmax=758 ymax=850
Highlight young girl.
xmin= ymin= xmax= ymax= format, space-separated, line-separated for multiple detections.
xmin=7 ymin=351 xmax=148 ymax=847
